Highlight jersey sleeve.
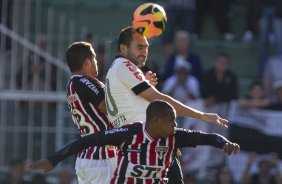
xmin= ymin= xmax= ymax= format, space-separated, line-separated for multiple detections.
xmin=116 ymin=60 xmax=151 ymax=95
xmin=47 ymin=123 xmax=143 ymax=166
xmin=73 ymin=77 xmax=105 ymax=106
xmin=175 ymin=128 xmax=230 ymax=149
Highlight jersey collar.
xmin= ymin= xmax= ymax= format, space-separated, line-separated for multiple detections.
xmin=115 ymin=55 xmax=126 ymax=59
xmin=143 ymin=122 xmax=154 ymax=141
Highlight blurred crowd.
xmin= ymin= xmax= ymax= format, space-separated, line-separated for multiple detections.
xmin=0 ymin=159 xmax=78 ymax=184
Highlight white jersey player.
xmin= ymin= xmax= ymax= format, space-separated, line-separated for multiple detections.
xmin=105 ymin=56 xmax=151 ymax=127
xmin=105 ymin=27 xmax=229 ymax=184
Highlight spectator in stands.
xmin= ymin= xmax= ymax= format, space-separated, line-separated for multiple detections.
xmin=2 ymin=159 xmax=31 ymax=184
xmin=241 ymin=152 xmax=282 ymax=184
xmin=257 ymin=0 xmax=282 ymax=73
xmin=238 ymin=80 xmax=270 ymax=109
xmin=263 ymin=53 xmax=282 ymax=96
xmin=215 ymin=166 xmax=235 ymax=184
xmin=239 ymin=0 xmax=260 ymax=42
xmin=265 ymin=80 xmax=282 ymax=110
xmin=162 ymin=59 xmax=200 ymax=126
xmin=161 ymin=0 xmax=197 ymax=56
xmin=201 ymin=52 xmax=238 ymax=107
xmin=162 ymin=60 xmax=200 ymax=103
xmin=194 ymin=0 xmax=234 ymax=41
xmin=16 ymin=34 xmax=57 ymax=91
xmin=162 ymin=30 xmax=203 ymax=82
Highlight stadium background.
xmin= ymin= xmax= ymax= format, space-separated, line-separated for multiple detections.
xmin=0 ymin=0 xmax=281 ymax=184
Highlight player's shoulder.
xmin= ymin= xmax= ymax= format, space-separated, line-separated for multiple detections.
xmin=105 ymin=122 xmax=143 ymax=135
xmin=112 ymin=55 xmax=138 ymax=70
xmin=71 ymin=75 xmax=104 ymax=87
xmin=122 ymin=121 xmax=143 ymax=133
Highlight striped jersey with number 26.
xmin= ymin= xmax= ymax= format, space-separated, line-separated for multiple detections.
xmin=66 ymin=75 xmax=116 ymax=160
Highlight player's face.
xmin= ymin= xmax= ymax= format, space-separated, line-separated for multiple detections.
xmin=126 ymin=33 xmax=149 ymax=67
xmin=158 ymin=109 xmax=177 ymax=138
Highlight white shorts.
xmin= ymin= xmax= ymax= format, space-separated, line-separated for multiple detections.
xmin=75 ymin=157 xmax=117 ymax=184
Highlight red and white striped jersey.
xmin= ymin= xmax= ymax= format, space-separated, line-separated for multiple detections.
xmin=66 ymin=75 xmax=116 ymax=160
xmin=48 ymin=122 xmax=230 ymax=184
xmin=110 ymin=122 xmax=175 ymax=184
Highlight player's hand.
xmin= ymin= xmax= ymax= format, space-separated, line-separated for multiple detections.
xmin=200 ymin=113 xmax=228 ymax=128
xmin=145 ymin=71 xmax=158 ymax=86
xmin=25 ymin=159 xmax=54 ymax=173
xmin=223 ymin=142 xmax=240 ymax=155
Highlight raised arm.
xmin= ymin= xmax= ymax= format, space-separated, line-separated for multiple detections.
xmin=139 ymin=87 xmax=228 ymax=128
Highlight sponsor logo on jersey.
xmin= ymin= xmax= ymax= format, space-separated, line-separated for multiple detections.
xmin=123 ymin=60 xmax=143 ymax=81
xmin=156 ymin=146 xmax=168 ymax=160
xmin=130 ymin=165 xmax=162 ymax=178
xmin=112 ymin=114 xmax=127 ymax=127
xmin=105 ymin=127 xmax=128 ymax=135
xmin=80 ymin=78 xmax=99 ymax=95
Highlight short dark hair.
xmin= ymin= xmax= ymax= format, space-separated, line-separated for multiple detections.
xmin=214 ymin=51 xmax=230 ymax=61
xmin=249 ymin=80 xmax=263 ymax=90
xmin=146 ymin=100 xmax=174 ymax=121
xmin=66 ymin=41 xmax=93 ymax=72
xmin=117 ymin=26 xmax=138 ymax=52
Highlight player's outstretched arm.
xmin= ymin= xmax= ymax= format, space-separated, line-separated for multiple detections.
xmin=26 ymin=159 xmax=53 ymax=173
xmin=176 ymin=129 xmax=239 ymax=155
xmin=139 ymin=87 xmax=228 ymax=128
xmin=25 ymin=125 xmax=136 ymax=173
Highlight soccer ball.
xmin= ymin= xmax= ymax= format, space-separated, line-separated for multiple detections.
xmin=132 ymin=3 xmax=167 ymax=39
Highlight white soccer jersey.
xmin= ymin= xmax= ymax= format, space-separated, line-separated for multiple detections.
xmin=105 ymin=56 xmax=151 ymax=127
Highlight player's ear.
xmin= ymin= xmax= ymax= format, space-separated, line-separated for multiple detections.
xmin=83 ymin=58 xmax=91 ymax=69
xmin=120 ymin=44 xmax=127 ymax=55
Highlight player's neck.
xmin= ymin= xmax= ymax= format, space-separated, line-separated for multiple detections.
xmin=72 ymin=71 xmax=96 ymax=78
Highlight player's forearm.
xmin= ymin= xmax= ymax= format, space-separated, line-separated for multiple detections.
xmin=158 ymin=93 xmax=203 ymax=119
xmin=178 ymin=130 xmax=229 ymax=148
xmin=140 ymin=88 xmax=203 ymax=118
xmin=47 ymin=134 xmax=101 ymax=166
xmin=195 ymin=132 xmax=230 ymax=149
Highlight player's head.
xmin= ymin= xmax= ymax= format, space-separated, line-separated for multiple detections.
xmin=213 ymin=52 xmax=230 ymax=74
xmin=66 ymin=41 xmax=98 ymax=78
xmin=146 ymin=100 xmax=177 ymax=138
xmin=118 ymin=26 xmax=149 ymax=67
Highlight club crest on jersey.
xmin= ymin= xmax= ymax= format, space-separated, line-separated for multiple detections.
xmin=156 ymin=146 xmax=168 ymax=160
